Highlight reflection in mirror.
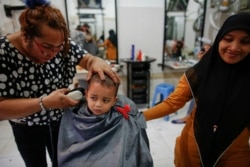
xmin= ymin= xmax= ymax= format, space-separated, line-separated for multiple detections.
xmin=163 ymin=0 xmax=188 ymax=65
xmin=66 ymin=0 xmax=118 ymax=63
xmin=78 ymin=0 xmax=102 ymax=8
xmin=166 ymin=14 xmax=185 ymax=41
xmin=161 ymin=0 xmax=207 ymax=70
xmin=167 ymin=0 xmax=188 ymax=11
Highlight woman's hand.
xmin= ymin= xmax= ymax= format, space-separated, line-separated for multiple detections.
xmin=79 ymin=54 xmax=120 ymax=84
xmin=42 ymin=88 xmax=81 ymax=109
xmin=0 ymin=88 xmax=81 ymax=120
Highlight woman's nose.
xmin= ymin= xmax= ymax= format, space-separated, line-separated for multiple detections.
xmin=230 ymin=41 xmax=241 ymax=52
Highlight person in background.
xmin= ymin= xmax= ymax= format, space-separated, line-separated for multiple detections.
xmin=171 ymin=40 xmax=184 ymax=58
xmin=99 ymin=29 xmax=117 ymax=61
xmin=97 ymin=30 xmax=105 ymax=44
xmin=164 ymin=39 xmax=184 ymax=59
xmin=143 ymin=13 xmax=250 ymax=166
xmin=71 ymin=25 xmax=85 ymax=48
xmin=0 ymin=1 xmax=119 ymax=167
xmin=81 ymin=23 xmax=91 ymax=35
xmin=77 ymin=23 xmax=99 ymax=56
xmin=83 ymin=33 xmax=99 ymax=56
xmin=197 ymin=43 xmax=212 ymax=60
xmin=171 ymin=43 xmax=211 ymax=124
xmin=58 ymin=73 xmax=153 ymax=167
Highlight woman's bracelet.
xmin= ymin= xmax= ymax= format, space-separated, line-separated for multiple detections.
xmin=39 ymin=95 xmax=47 ymax=113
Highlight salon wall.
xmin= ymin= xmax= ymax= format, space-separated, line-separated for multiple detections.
xmin=117 ymin=0 xmax=165 ymax=74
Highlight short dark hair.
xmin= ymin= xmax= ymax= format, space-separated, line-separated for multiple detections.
xmin=88 ymin=73 xmax=119 ymax=96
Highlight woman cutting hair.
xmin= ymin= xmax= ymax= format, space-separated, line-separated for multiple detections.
xmin=0 ymin=0 xmax=119 ymax=166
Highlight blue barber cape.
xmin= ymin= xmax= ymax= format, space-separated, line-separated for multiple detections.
xmin=58 ymin=95 xmax=153 ymax=167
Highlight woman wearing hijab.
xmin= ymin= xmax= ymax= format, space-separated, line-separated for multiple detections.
xmin=144 ymin=13 xmax=250 ymax=167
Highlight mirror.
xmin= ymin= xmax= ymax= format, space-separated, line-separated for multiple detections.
xmin=162 ymin=0 xmax=207 ymax=69
xmin=165 ymin=0 xmax=188 ymax=42
xmin=166 ymin=13 xmax=185 ymax=41
xmin=165 ymin=0 xmax=187 ymax=41
xmin=66 ymin=0 xmax=118 ymax=64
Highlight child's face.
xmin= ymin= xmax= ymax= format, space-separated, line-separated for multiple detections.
xmin=86 ymin=82 xmax=117 ymax=115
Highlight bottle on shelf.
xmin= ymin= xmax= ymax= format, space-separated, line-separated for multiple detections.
xmin=131 ymin=44 xmax=135 ymax=61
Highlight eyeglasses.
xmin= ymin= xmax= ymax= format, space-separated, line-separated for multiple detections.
xmin=33 ymin=38 xmax=64 ymax=56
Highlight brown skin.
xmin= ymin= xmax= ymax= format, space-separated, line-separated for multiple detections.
xmin=218 ymin=30 xmax=250 ymax=64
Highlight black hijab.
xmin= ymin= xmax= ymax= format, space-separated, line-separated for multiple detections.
xmin=108 ymin=29 xmax=117 ymax=47
xmin=186 ymin=13 xmax=250 ymax=166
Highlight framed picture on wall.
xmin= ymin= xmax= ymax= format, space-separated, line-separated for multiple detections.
xmin=78 ymin=0 xmax=102 ymax=8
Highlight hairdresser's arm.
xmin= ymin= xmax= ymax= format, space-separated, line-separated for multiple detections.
xmin=0 ymin=97 xmax=43 ymax=120
xmin=78 ymin=53 xmax=120 ymax=83
xmin=0 ymin=88 xmax=80 ymax=120
xmin=143 ymin=75 xmax=192 ymax=121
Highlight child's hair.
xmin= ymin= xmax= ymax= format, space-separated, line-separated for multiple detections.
xmin=88 ymin=73 xmax=120 ymax=96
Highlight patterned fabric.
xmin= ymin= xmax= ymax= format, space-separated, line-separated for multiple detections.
xmin=0 ymin=36 xmax=87 ymax=125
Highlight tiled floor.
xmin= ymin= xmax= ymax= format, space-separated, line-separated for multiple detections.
xmin=0 ymin=104 xmax=188 ymax=167
xmin=145 ymin=105 xmax=187 ymax=167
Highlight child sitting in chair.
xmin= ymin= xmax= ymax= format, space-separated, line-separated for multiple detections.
xmin=58 ymin=73 xmax=153 ymax=167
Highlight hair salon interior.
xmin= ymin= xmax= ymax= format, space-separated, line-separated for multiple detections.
xmin=0 ymin=0 xmax=250 ymax=166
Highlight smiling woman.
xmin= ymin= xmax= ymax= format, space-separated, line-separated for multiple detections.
xmin=218 ymin=30 xmax=250 ymax=64
xmin=144 ymin=13 xmax=250 ymax=167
